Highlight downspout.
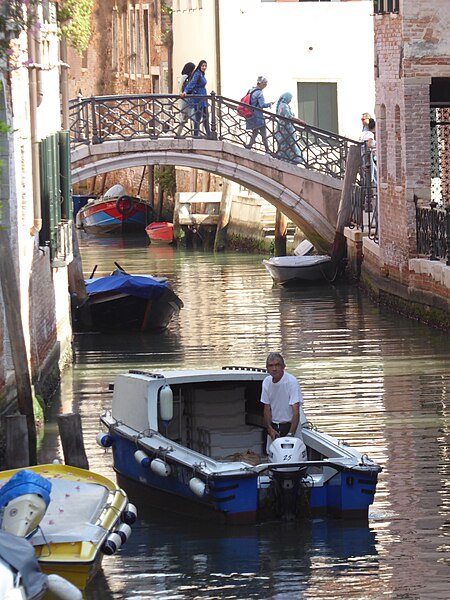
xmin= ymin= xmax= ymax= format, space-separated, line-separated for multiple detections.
xmin=60 ymin=37 xmax=70 ymax=129
xmin=27 ymin=11 xmax=42 ymax=235
xmin=214 ymin=0 xmax=221 ymax=95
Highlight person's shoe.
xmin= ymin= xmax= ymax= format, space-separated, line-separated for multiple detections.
xmin=244 ymin=143 xmax=252 ymax=150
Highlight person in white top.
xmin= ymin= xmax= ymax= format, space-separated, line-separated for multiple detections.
xmin=260 ymin=352 xmax=303 ymax=446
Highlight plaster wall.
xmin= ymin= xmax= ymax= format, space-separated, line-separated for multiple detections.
xmin=173 ymin=0 xmax=375 ymax=140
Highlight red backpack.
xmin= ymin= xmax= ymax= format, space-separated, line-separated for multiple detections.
xmin=237 ymin=89 xmax=256 ymax=118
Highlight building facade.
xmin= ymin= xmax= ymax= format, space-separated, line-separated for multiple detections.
xmin=0 ymin=1 xmax=73 ymax=413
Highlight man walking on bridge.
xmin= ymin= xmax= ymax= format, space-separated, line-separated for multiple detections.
xmin=245 ymin=76 xmax=273 ymax=153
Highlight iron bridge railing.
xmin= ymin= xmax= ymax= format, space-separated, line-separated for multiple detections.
xmin=349 ymin=146 xmax=379 ymax=243
xmin=69 ymin=93 xmax=360 ymax=181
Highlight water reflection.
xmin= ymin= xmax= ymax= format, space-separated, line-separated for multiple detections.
xmin=39 ymin=235 xmax=450 ymax=599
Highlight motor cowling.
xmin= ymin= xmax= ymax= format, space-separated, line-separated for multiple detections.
xmin=268 ymin=436 xmax=308 ymax=521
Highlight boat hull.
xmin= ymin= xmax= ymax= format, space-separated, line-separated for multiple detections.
xmin=78 ymin=197 xmax=154 ymax=234
xmin=0 ymin=464 xmax=133 ymax=591
xmin=146 ymin=221 xmax=174 ymax=244
xmin=263 ymin=255 xmax=333 ymax=284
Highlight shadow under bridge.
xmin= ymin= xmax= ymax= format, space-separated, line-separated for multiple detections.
xmin=69 ymin=93 xmax=361 ymax=252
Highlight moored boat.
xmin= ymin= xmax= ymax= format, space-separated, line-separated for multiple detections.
xmin=78 ymin=265 xmax=183 ymax=333
xmin=0 ymin=464 xmax=137 ymax=591
xmin=263 ymin=255 xmax=333 ymax=285
xmin=76 ymin=184 xmax=155 ymax=234
xmin=98 ymin=367 xmax=382 ymax=525
xmin=145 ymin=221 xmax=174 ymax=244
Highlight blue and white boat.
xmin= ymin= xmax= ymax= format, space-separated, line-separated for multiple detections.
xmin=98 ymin=367 xmax=382 ymax=524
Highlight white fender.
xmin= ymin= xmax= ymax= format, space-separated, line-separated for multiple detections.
xmin=122 ymin=503 xmax=137 ymax=525
xmin=47 ymin=574 xmax=83 ymax=600
xmin=101 ymin=531 xmax=122 ymax=555
xmin=134 ymin=450 xmax=150 ymax=467
xmin=159 ymin=385 xmax=173 ymax=422
xmin=116 ymin=522 xmax=132 ymax=544
xmin=150 ymin=458 xmax=171 ymax=477
xmin=189 ymin=477 xmax=206 ymax=498
xmin=96 ymin=432 xmax=113 ymax=448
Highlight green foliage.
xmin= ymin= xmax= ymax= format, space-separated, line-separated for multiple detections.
xmin=58 ymin=0 xmax=94 ymax=55
xmin=155 ymin=166 xmax=176 ymax=198
xmin=0 ymin=0 xmax=39 ymax=58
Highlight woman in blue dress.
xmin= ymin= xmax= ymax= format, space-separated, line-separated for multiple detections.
xmin=182 ymin=59 xmax=210 ymax=138
xmin=275 ymin=92 xmax=304 ymax=164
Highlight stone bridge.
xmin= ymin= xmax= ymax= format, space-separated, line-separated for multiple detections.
xmin=70 ymin=94 xmax=361 ymax=252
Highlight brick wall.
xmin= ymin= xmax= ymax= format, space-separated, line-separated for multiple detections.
xmin=374 ymin=2 xmax=450 ymax=286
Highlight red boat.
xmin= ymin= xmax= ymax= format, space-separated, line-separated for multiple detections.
xmin=145 ymin=222 xmax=174 ymax=244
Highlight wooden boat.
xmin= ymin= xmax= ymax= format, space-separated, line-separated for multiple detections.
xmin=76 ymin=184 xmax=154 ymax=234
xmin=263 ymin=255 xmax=333 ymax=285
xmin=145 ymin=221 xmax=174 ymax=244
xmin=0 ymin=464 xmax=137 ymax=591
xmin=78 ymin=265 xmax=183 ymax=333
xmin=98 ymin=367 xmax=382 ymax=525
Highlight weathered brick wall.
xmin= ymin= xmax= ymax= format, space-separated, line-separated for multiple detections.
xmin=374 ymin=2 xmax=450 ymax=286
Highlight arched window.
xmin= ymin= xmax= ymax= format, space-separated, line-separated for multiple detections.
xmin=395 ymin=105 xmax=402 ymax=186
xmin=379 ymin=104 xmax=387 ymax=183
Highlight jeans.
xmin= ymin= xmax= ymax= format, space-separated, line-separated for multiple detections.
xmin=192 ymin=105 xmax=210 ymax=138
xmin=247 ymin=126 xmax=270 ymax=151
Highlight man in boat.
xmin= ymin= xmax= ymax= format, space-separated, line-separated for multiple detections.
xmin=261 ymin=352 xmax=303 ymax=450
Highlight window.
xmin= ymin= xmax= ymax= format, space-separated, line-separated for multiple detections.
xmin=373 ymin=0 xmax=399 ymax=14
xmin=135 ymin=6 xmax=141 ymax=75
xmin=297 ymin=82 xmax=338 ymax=133
xmin=129 ymin=7 xmax=136 ymax=75
xmin=143 ymin=8 xmax=150 ymax=76
xmin=123 ymin=11 xmax=128 ymax=75
xmin=39 ymin=131 xmax=72 ymax=264
xmin=395 ymin=105 xmax=402 ymax=186
xmin=112 ymin=9 xmax=118 ymax=71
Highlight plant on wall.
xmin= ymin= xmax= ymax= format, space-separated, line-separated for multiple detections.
xmin=57 ymin=0 xmax=94 ymax=54
xmin=0 ymin=0 xmax=39 ymax=58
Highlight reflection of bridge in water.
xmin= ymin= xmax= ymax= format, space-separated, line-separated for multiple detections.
xmin=69 ymin=94 xmax=361 ymax=251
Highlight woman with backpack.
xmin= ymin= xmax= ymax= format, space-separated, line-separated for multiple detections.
xmin=244 ymin=76 xmax=274 ymax=152
xmin=181 ymin=59 xmax=211 ymax=138
xmin=176 ymin=62 xmax=195 ymax=137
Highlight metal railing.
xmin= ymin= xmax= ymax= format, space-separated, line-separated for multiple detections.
xmin=69 ymin=93 xmax=360 ymax=181
xmin=415 ymin=196 xmax=450 ymax=265
xmin=349 ymin=147 xmax=379 ymax=243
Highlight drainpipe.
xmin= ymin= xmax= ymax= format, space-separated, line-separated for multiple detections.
xmin=27 ymin=16 xmax=42 ymax=235
xmin=60 ymin=37 xmax=69 ymax=129
xmin=214 ymin=0 xmax=221 ymax=95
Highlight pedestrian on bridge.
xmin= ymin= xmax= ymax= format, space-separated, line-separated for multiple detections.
xmin=275 ymin=92 xmax=304 ymax=164
xmin=182 ymin=59 xmax=211 ymax=138
xmin=244 ymin=76 xmax=273 ymax=153
xmin=176 ymin=61 xmax=196 ymax=137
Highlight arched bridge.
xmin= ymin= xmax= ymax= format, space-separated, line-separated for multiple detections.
xmin=69 ymin=93 xmax=361 ymax=251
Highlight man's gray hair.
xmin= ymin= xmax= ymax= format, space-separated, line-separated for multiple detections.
xmin=266 ymin=352 xmax=285 ymax=367
xmin=257 ymin=75 xmax=268 ymax=85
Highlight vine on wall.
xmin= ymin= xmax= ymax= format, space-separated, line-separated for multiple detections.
xmin=58 ymin=0 xmax=94 ymax=55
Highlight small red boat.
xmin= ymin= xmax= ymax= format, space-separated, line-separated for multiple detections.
xmin=145 ymin=222 xmax=174 ymax=244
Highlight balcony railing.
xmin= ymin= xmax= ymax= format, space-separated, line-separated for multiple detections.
xmin=415 ymin=196 xmax=450 ymax=265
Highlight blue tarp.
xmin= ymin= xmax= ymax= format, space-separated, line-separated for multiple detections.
xmin=85 ymin=272 xmax=170 ymax=300
xmin=0 ymin=470 xmax=52 ymax=511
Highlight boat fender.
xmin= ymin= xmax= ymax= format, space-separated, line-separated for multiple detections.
xmin=116 ymin=195 xmax=134 ymax=216
xmin=47 ymin=574 xmax=83 ymax=600
xmin=122 ymin=503 xmax=138 ymax=525
xmin=189 ymin=477 xmax=206 ymax=498
xmin=159 ymin=385 xmax=173 ymax=424
xmin=101 ymin=532 xmax=122 ymax=555
xmin=150 ymin=458 xmax=171 ymax=477
xmin=134 ymin=450 xmax=150 ymax=468
xmin=96 ymin=432 xmax=113 ymax=448
xmin=116 ymin=522 xmax=132 ymax=545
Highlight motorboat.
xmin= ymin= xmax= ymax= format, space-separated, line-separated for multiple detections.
xmin=98 ymin=367 xmax=382 ymax=525
xmin=77 ymin=265 xmax=183 ymax=333
xmin=76 ymin=184 xmax=154 ymax=234
xmin=263 ymin=255 xmax=333 ymax=285
xmin=145 ymin=221 xmax=174 ymax=244
xmin=0 ymin=464 xmax=137 ymax=592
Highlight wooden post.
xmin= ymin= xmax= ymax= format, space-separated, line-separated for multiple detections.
xmin=4 ymin=415 xmax=29 ymax=469
xmin=331 ymin=144 xmax=362 ymax=263
xmin=68 ymin=222 xmax=88 ymax=304
xmin=214 ymin=179 xmax=232 ymax=252
xmin=0 ymin=231 xmax=37 ymax=465
xmin=173 ymin=192 xmax=181 ymax=242
xmin=274 ymin=209 xmax=288 ymax=257
xmin=57 ymin=413 xmax=89 ymax=470
xmin=147 ymin=165 xmax=155 ymax=210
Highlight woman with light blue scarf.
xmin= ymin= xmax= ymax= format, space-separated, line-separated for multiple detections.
xmin=275 ymin=92 xmax=304 ymax=164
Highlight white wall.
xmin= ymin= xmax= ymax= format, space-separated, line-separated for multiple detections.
xmin=173 ymin=0 xmax=375 ymax=140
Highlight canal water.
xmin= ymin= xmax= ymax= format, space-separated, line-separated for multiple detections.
xmin=39 ymin=234 xmax=450 ymax=600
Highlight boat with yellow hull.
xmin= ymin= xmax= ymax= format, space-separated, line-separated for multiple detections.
xmin=0 ymin=464 xmax=137 ymax=591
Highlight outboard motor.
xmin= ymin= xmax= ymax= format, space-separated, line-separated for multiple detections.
xmin=269 ymin=436 xmax=307 ymax=521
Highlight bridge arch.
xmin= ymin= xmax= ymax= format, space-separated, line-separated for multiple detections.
xmin=71 ymin=139 xmax=343 ymax=251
